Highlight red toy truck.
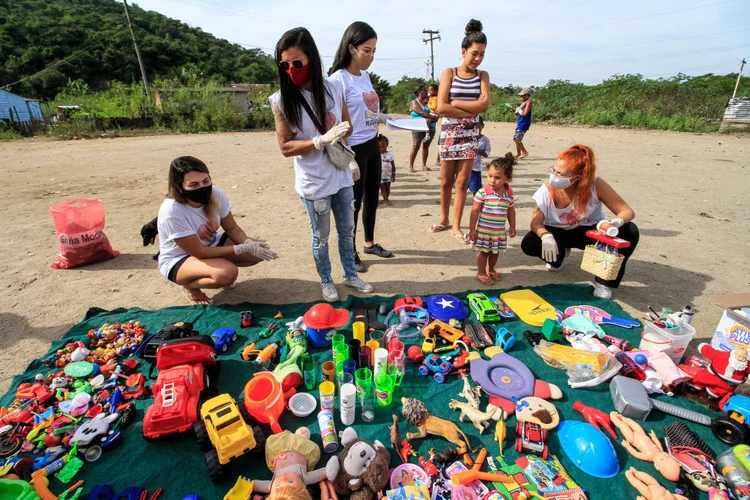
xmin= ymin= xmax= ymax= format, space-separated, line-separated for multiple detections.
xmin=142 ymin=337 xmax=217 ymax=439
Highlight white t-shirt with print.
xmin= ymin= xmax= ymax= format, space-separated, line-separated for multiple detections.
xmin=473 ymin=135 xmax=491 ymax=172
xmin=381 ymin=152 xmax=395 ymax=182
xmin=532 ymin=181 xmax=606 ymax=229
xmin=269 ymin=78 xmax=354 ymax=200
xmin=157 ymin=186 xmax=232 ymax=278
xmin=329 ymin=69 xmax=379 ymax=147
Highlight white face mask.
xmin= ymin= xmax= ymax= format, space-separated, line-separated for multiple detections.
xmin=549 ymin=173 xmax=575 ymax=189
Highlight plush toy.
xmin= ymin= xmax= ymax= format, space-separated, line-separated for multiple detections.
xmin=401 ymin=397 xmax=473 ymax=454
xmin=326 ymin=428 xmax=390 ymax=500
xmin=698 ymin=344 xmax=750 ymax=385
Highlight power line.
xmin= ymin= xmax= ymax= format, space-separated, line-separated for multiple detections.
xmin=422 ymin=29 xmax=441 ymax=82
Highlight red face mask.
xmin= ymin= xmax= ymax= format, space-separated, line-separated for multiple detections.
xmin=286 ymin=63 xmax=311 ymax=86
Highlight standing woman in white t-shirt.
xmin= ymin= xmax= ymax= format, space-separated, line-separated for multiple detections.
xmin=329 ymin=22 xmax=392 ymax=273
xmin=270 ymin=27 xmax=374 ymax=302
xmin=157 ymin=156 xmax=279 ymax=305
xmin=521 ymin=144 xmax=640 ymax=300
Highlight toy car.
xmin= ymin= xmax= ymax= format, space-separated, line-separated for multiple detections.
xmin=240 ymin=311 xmax=254 ymax=328
xmin=468 ymin=293 xmax=502 ymax=323
xmin=495 ymin=327 xmax=516 ymax=351
xmin=462 ymin=320 xmax=494 ymax=350
xmin=418 ymin=354 xmax=453 ymax=383
xmin=194 ymin=394 xmax=265 ymax=481
xmin=515 ymin=421 xmax=548 ymax=459
xmin=141 ymin=322 xmax=197 ymax=360
xmin=493 ymin=297 xmax=518 ymax=321
xmin=211 ymin=328 xmax=238 ymax=353
xmin=422 ymin=320 xmax=464 ymax=346
xmin=713 ymin=393 xmax=750 ymax=445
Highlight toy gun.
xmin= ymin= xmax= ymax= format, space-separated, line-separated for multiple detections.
xmin=242 ymin=343 xmax=279 ymax=367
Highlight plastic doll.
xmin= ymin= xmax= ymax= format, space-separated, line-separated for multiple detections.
xmin=610 ymin=412 xmax=681 ymax=482
xmin=626 ymin=467 xmax=689 ymax=500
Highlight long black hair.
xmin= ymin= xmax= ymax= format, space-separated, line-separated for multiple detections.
xmin=328 ymin=21 xmax=378 ymax=75
xmin=274 ymin=27 xmax=330 ymax=132
xmin=462 ymin=19 xmax=487 ymax=49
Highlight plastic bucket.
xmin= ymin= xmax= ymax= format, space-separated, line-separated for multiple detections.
xmin=244 ymin=372 xmax=284 ymax=433
xmin=638 ymin=320 xmax=696 ymax=364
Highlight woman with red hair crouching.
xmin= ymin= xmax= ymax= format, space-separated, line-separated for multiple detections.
xmin=521 ymin=144 xmax=639 ymax=300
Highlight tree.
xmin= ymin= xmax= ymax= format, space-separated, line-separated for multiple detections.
xmin=369 ymin=72 xmax=391 ymax=112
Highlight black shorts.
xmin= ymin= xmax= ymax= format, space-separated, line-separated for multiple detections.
xmin=167 ymin=232 xmax=230 ymax=283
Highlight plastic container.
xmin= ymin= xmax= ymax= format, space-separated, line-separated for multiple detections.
xmin=639 ymin=320 xmax=696 ymax=364
xmin=289 ymin=393 xmax=317 ymax=417
xmin=319 ymin=381 xmax=335 ymax=412
xmin=318 ymin=410 xmax=338 ymax=453
xmin=243 ymin=372 xmax=285 ymax=434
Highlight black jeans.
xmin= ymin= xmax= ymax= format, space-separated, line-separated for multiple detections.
xmin=351 ymin=137 xmax=382 ymax=250
xmin=521 ymin=222 xmax=640 ymax=288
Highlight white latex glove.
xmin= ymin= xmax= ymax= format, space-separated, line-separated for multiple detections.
xmin=609 ymin=218 xmax=624 ymax=228
xmin=349 ymin=160 xmax=361 ymax=182
xmin=312 ymin=122 xmax=350 ymax=150
xmin=234 ymin=238 xmax=279 ymax=260
xmin=541 ymin=233 xmax=559 ymax=263
xmin=377 ymin=113 xmax=392 ymax=124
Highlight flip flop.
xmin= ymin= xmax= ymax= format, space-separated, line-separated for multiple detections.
xmin=476 ymin=274 xmax=494 ymax=285
xmin=489 ymin=271 xmax=502 ymax=282
xmin=429 ymin=223 xmax=450 ymax=233
xmin=453 ymin=233 xmax=470 ymax=244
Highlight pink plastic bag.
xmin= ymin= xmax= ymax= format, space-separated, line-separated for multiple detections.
xmin=50 ymin=198 xmax=119 ymax=269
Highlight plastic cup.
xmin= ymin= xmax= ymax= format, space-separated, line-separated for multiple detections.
xmin=358 ymin=346 xmax=372 ymax=370
xmin=386 ymin=364 xmax=400 ymax=386
xmin=348 ymin=339 xmax=361 ymax=361
xmin=365 ymin=340 xmax=380 ymax=362
xmin=301 ymin=354 xmax=316 ymax=390
xmin=322 ymin=361 xmax=336 ymax=383
xmin=374 ymin=374 xmax=394 ymax=406
xmin=353 ymin=321 xmax=366 ymax=345
xmin=341 ymin=361 xmax=356 ymax=385
xmin=388 ymin=339 xmax=405 ymax=354
xmin=388 ymin=351 xmax=406 ymax=386
xmin=369 ymin=330 xmax=385 ymax=349
xmin=334 ymin=349 xmax=348 ymax=372
xmin=331 ymin=334 xmax=346 ymax=359
xmin=385 ymin=327 xmax=400 ymax=345
xmin=355 ymin=367 xmax=373 ymax=395
xmin=319 ymin=381 xmax=335 ymax=412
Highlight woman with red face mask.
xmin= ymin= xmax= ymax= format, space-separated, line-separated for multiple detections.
xmin=328 ymin=22 xmax=392 ymax=274
xmin=270 ymin=27 xmax=374 ymax=303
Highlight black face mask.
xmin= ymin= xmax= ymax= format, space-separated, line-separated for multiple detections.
xmin=182 ymin=184 xmax=212 ymax=205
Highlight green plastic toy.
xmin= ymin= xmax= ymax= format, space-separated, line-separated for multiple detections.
xmin=541 ymin=318 xmax=564 ymax=341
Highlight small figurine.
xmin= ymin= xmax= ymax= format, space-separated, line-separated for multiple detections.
xmin=494 ymin=419 xmax=507 ymax=457
xmin=448 ymin=400 xmax=494 ymax=434
xmin=458 ymin=372 xmax=483 ymax=409
xmin=389 ymin=415 xmax=403 ymax=463
xmin=626 ymin=467 xmax=689 ymax=500
xmin=610 ymin=412 xmax=682 ymax=482
xmin=401 ymin=397 xmax=473 ymax=454
xmin=698 ymin=344 xmax=750 ymax=385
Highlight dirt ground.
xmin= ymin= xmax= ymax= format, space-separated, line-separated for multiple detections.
xmin=0 ymin=122 xmax=748 ymax=393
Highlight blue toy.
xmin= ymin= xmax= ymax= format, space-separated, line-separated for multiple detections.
xmin=556 ymin=420 xmax=619 ymax=478
xmin=211 ymin=328 xmax=238 ymax=353
xmin=494 ymin=327 xmax=515 ymax=351
xmin=424 ymin=294 xmax=469 ymax=323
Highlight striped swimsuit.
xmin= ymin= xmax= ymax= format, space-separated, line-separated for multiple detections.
xmin=473 ymin=183 xmax=514 ymax=253
xmin=439 ymin=69 xmax=482 ymax=161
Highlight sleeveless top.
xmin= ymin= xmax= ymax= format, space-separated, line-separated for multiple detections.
xmin=449 ymin=69 xmax=481 ymax=101
xmin=410 ymin=99 xmax=430 ymax=118
xmin=517 ymin=100 xmax=532 ymax=130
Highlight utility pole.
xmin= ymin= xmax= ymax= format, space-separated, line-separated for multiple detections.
xmin=123 ymin=0 xmax=150 ymax=97
xmin=732 ymin=58 xmax=746 ymax=99
xmin=422 ymin=29 xmax=440 ymax=82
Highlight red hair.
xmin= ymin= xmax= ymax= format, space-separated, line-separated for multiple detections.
xmin=550 ymin=144 xmax=596 ymax=215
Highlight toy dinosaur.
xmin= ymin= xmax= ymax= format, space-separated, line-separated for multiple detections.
xmin=458 ymin=372 xmax=483 ymax=409
xmin=401 ymin=397 xmax=473 ymax=454
xmin=389 ymin=415 xmax=403 ymax=463
xmin=400 ymin=439 xmax=416 ymax=463
xmin=494 ymin=419 xmax=507 ymax=457
xmin=448 ymin=400 xmax=494 ymax=434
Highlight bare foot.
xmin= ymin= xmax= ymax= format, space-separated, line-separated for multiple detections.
xmin=385 ymin=200 xmax=394 ymax=206
xmin=421 ymin=165 xmax=431 ymax=171
xmin=182 ymin=286 xmax=213 ymax=305
xmin=517 ymin=153 xmax=528 ymax=159
xmin=409 ymin=166 xmax=416 ymax=173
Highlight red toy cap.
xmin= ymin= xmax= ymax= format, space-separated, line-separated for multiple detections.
xmin=303 ymin=304 xmax=350 ymax=330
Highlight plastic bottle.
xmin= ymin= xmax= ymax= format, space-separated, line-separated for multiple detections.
xmin=716 ymin=446 xmax=750 ymax=500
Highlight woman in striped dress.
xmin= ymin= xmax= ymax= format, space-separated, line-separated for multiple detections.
xmin=430 ymin=19 xmax=490 ymax=243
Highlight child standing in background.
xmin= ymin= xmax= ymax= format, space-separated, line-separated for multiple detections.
xmin=469 ymin=153 xmax=516 ymax=284
xmin=469 ymin=116 xmax=491 ymax=194
xmin=428 ymin=84 xmax=442 ymax=167
xmin=379 ymin=134 xmax=396 ymax=206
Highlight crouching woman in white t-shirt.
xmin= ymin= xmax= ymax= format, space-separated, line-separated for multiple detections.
xmin=157 ymin=156 xmax=278 ymax=305
xmin=521 ymin=144 xmax=639 ymax=300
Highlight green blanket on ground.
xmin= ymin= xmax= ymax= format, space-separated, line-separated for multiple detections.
xmin=1 ymin=284 xmax=723 ymax=499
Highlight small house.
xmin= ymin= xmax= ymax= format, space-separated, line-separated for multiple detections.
xmin=0 ymin=89 xmax=45 ymax=127
xmin=721 ymin=97 xmax=750 ymax=131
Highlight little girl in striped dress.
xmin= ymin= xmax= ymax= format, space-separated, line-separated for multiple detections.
xmin=469 ymin=153 xmax=517 ymax=284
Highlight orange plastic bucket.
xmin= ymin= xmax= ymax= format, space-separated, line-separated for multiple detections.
xmin=244 ymin=372 xmax=284 ymax=433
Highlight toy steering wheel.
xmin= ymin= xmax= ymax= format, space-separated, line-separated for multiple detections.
xmin=384 ymin=305 xmax=430 ymax=339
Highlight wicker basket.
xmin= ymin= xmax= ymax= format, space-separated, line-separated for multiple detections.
xmin=581 ymin=245 xmax=625 ymax=281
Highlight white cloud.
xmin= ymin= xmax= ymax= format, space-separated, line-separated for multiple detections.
xmin=131 ymin=0 xmax=749 ymax=85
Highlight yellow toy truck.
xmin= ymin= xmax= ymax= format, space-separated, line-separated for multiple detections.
xmin=194 ymin=394 xmax=266 ymax=481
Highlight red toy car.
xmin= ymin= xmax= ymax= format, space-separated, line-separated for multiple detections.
xmin=142 ymin=338 xmax=217 ymax=439
xmin=515 ymin=421 xmax=548 ymax=460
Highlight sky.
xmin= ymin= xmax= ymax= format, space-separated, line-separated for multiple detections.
xmin=129 ymin=0 xmax=750 ymax=86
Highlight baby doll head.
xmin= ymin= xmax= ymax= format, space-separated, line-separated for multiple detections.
xmin=267 ymin=472 xmax=312 ymax=500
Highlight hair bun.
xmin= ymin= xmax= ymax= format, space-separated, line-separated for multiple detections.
xmin=465 ymin=19 xmax=483 ymax=36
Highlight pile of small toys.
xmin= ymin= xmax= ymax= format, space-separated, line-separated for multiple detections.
xmin=3 ymin=290 xmax=750 ymax=500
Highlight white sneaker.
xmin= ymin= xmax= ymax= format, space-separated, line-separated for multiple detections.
xmin=322 ymin=283 xmax=340 ymax=302
xmin=343 ymin=276 xmax=374 ymax=293
xmin=593 ymin=283 xmax=613 ymax=300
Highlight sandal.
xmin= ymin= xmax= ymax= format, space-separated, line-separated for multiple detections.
xmin=488 ymin=271 xmax=502 ymax=282
xmin=429 ymin=223 xmax=450 ymax=233
xmin=421 ymin=165 xmax=432 ymax=171
xmin=453 ymin=232 xmax=470 ymax=244
xmin=476 ymin=274 xmax=494 ymax=285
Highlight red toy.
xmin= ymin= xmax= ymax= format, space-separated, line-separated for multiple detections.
xmin=698 ymin=344 xmax=750 ymax=385
xmin=407 ymin=346 xmax=425 ymax=365
xmin=394 ymin=297 xmax=423 ymax=313
xmin=142 ymin=339 xmax=217 ymax=439
xmin=240 ymin=311 xmax=255 ymax=329
xmin=572 ymin=400 xmax=617 ymax=439
xmin=515 ymin=421 xmax=549 ymax=460
xmin=418 ymin=456 xmax=438 ymax=477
